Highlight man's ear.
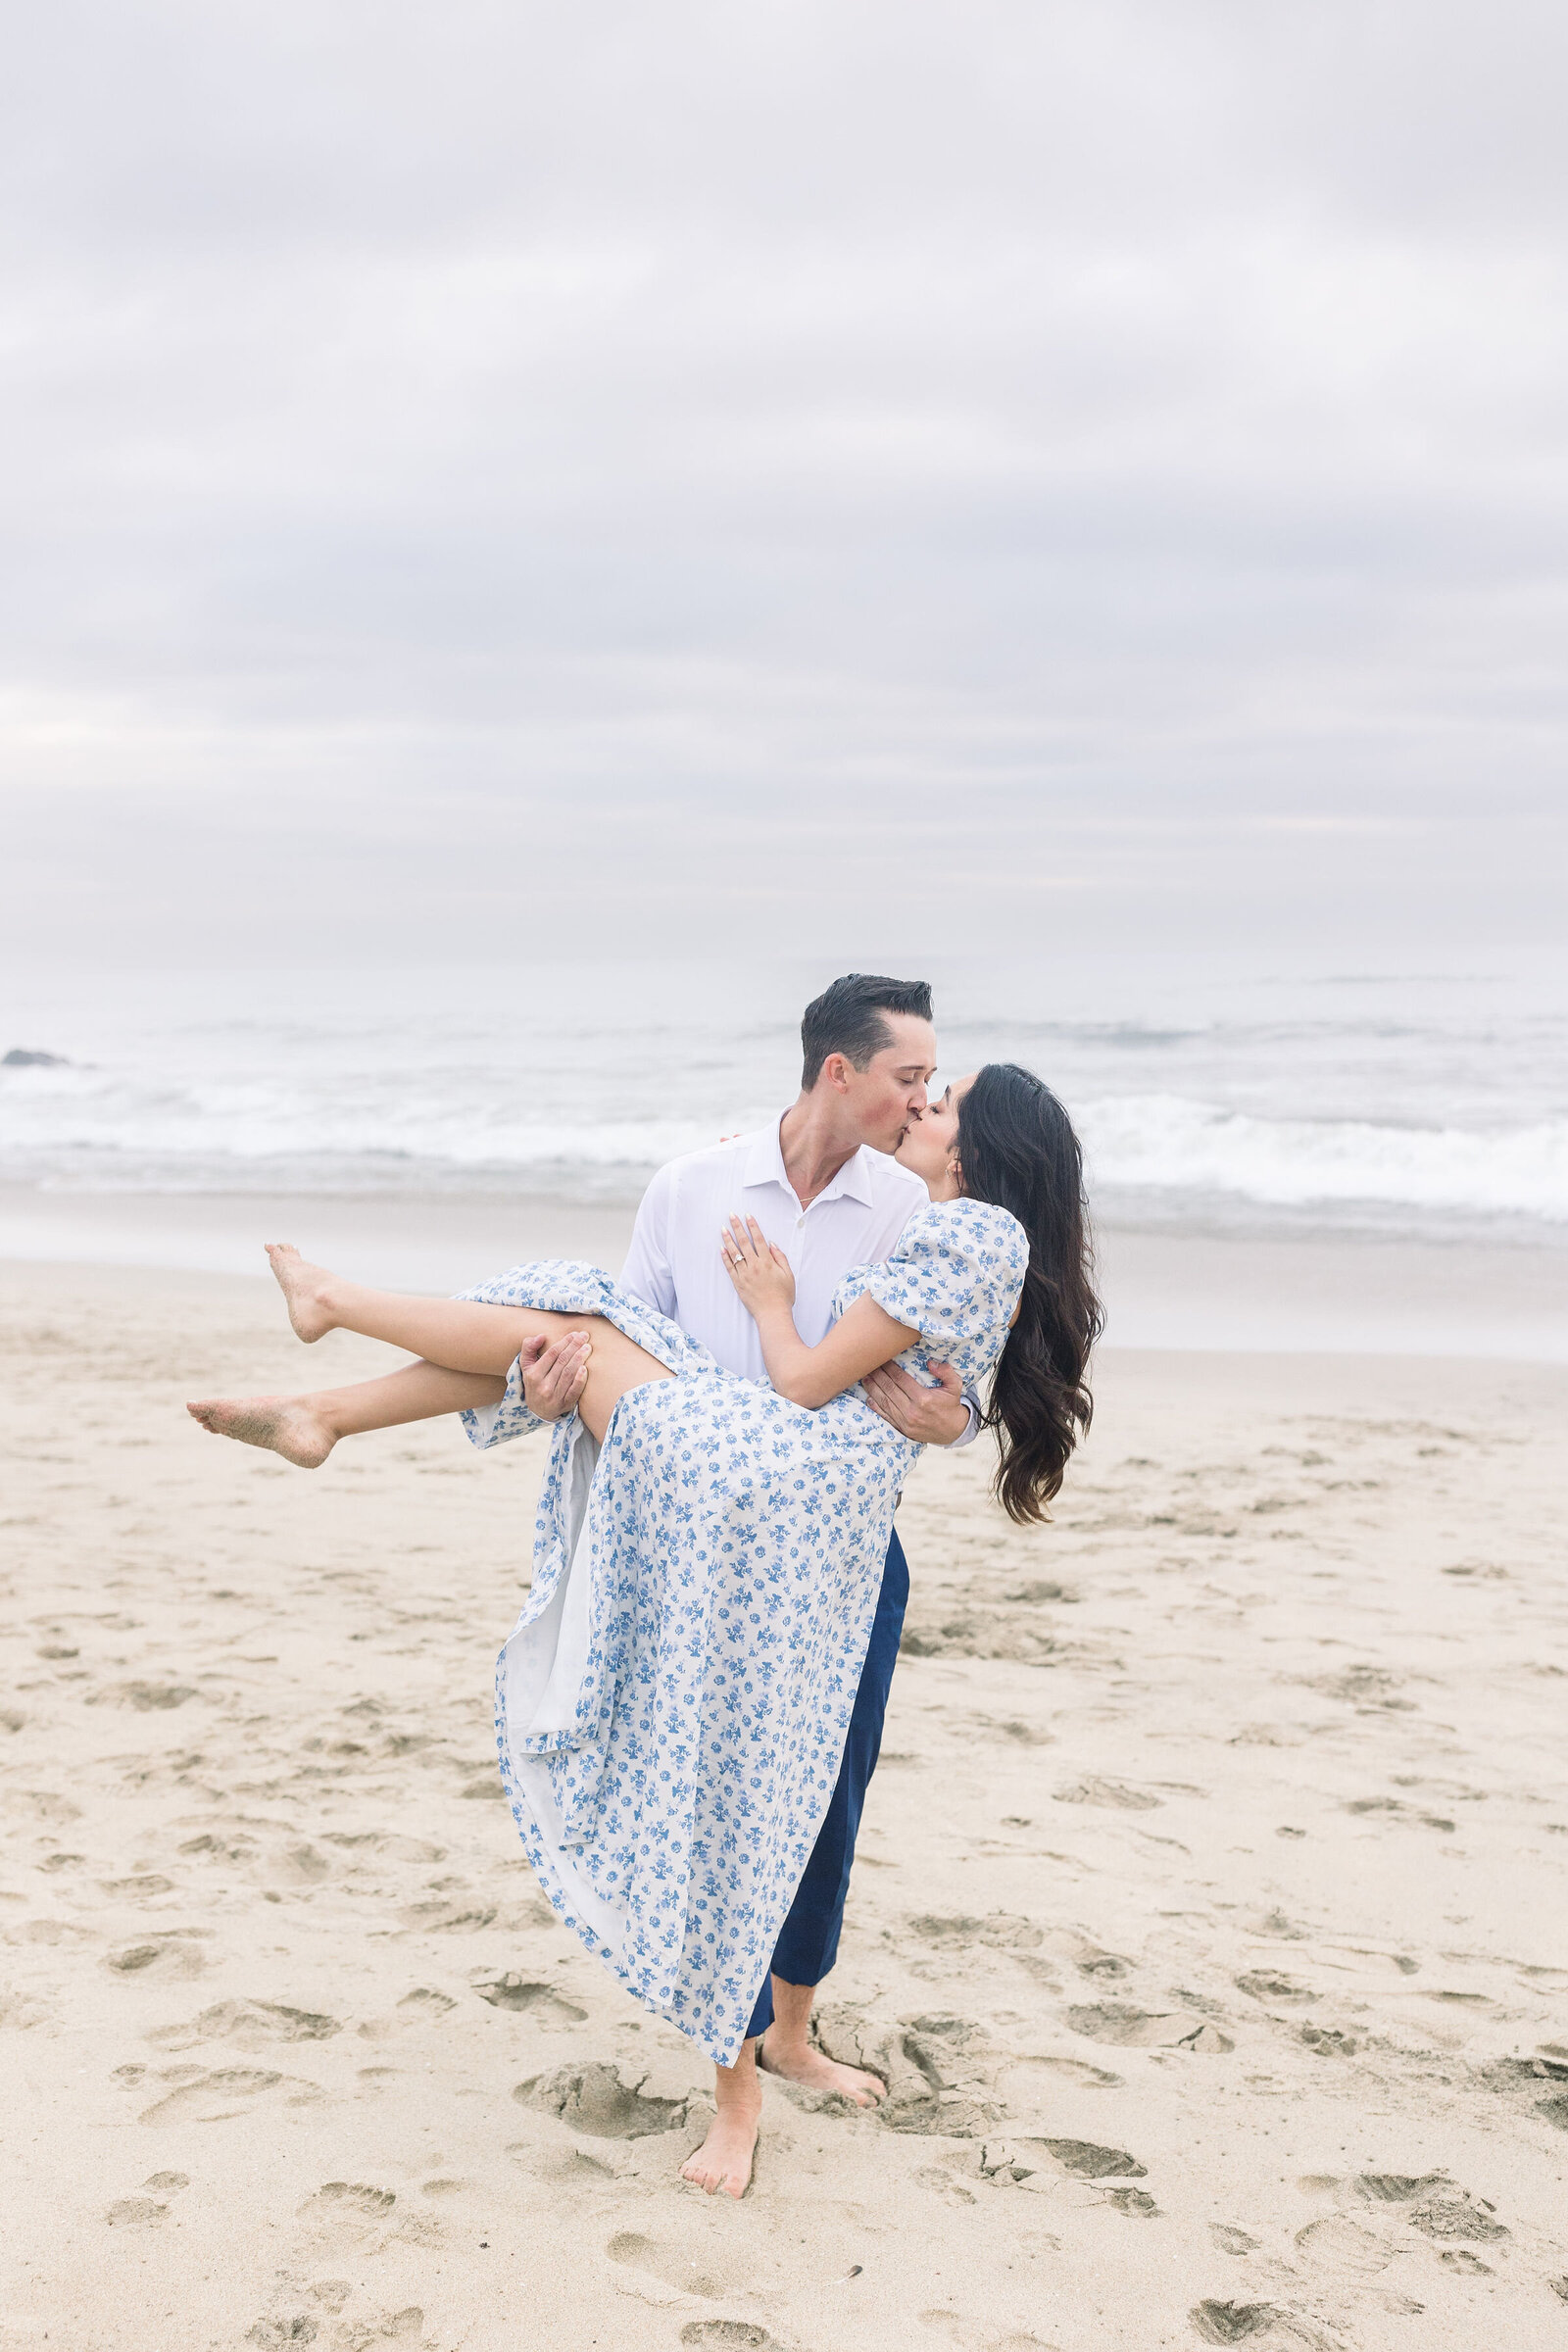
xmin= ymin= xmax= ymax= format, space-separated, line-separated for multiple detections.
xmin=822 ymin=1052 xmax=853 ymax=1096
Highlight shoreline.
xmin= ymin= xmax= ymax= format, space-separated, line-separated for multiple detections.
xmin=2 ymin=1180 xmax=1566 ymax=1359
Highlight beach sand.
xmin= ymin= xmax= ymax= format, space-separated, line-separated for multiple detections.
xmin=2 ymin=1258 xmax=1565 ymax=2350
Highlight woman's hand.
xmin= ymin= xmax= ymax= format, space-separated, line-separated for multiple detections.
xmin=721 ymin=1215 xmax=796 ymax=1317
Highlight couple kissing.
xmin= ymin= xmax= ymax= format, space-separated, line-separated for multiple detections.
xmin=188 ymin=972 xmax=1102 ymax=2198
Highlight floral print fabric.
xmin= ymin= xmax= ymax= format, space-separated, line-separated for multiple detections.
xmin=459 ymin=1199 xmax=1027 ymax=2065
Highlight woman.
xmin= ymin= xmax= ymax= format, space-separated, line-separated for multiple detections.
xmin=188 ymin=1065 xmax=1101 ymax=2084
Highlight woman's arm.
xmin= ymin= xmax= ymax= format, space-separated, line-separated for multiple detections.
xmin=722 ymin=1215 xmax=919 ymax=1409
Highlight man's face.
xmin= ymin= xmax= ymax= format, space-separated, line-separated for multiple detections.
xmin=836 ymin=1014 xmax=938 ymax=1153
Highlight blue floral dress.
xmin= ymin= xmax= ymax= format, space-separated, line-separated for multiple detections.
xmin=459 ymin=1198 xmax=1027 ymax=2065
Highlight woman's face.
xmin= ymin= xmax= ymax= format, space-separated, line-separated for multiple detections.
xmin=896 ymin=1073 xmax=975 ymax=1197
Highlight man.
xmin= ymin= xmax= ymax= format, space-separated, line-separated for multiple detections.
xmin=513 ymin=973 xmax=974 ymax=2197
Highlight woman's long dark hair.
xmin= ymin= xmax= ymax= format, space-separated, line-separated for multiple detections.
xmin=956 ymin=1062 xmax=1102 ymax=1524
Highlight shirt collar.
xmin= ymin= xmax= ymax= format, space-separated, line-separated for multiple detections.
xmin=743 ymin=1115 xmax=877 ymax=1209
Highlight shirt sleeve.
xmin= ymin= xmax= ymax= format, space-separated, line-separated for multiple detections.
xmin=617 ymin=1161 xmax=677 ymax=1318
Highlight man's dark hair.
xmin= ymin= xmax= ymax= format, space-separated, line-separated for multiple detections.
xmin=800 ymin=973 xmax=934 ymax=1090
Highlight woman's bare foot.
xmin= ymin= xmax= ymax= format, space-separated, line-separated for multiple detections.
xmin=266 ymin=1243 xmax=338 ymax=1344
xmin=680 ymin=2048 xmax=761 ymax=2198
xmin=186 ymin=1396 xmax=336 ymax=1468
xmin=758 ymin=2032 xmax=886 ymax=2107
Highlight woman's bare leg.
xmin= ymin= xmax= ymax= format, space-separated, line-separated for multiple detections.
xmin=192 ymin=1247 xmax=673 ymax=1463
xmin=267 ymin=1242 xmax=546 ymax=1364
xmin=188 ymin=1360 xmax=505 ymax=1468
xmin=267 ymin=1243 xmax=646 ymax=1391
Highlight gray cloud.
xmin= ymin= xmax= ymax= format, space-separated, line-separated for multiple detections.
xmin=2 ymin=0 xmax=1565 ymax=961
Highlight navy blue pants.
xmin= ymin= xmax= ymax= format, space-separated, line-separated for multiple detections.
xmin=745 ymin=1526 xmax=909 ymax=2042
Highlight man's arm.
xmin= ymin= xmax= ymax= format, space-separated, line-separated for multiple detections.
xmin=861 ymin=1360 xmax=979 ymax=1446
xmin=617 ymin=1161 xmax=678 ymax=1317
xmin=857 ymin=1178 xmax=979 ymax=1445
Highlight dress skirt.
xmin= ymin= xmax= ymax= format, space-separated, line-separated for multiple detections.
xmin=457 ymin=1259 xmax=911 ymax=2066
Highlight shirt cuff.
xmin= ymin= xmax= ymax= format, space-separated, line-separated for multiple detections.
xmin=948 ymin=1392 xmax=982 ymax=1448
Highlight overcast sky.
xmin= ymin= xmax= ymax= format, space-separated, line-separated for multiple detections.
xmin=3 ymin=0 xmax=1566 ymax=966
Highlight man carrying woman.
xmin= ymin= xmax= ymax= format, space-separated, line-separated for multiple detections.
xmin=188 ymin=975 xmax=1101 ymax=2198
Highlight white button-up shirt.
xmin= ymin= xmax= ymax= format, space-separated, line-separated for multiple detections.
xmin=619 ymin=1114 xmax=979 ymax=1441
xmin=620 ymin=1114 xmax=926 ymax=1379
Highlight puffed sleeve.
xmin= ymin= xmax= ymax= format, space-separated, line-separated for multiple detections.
xmin=858 ymin=1202 xmax=1028 ymax=1350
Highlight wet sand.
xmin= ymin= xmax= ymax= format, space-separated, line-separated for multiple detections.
xmin=1 ymin=1259 xmax=1565 ymax=2349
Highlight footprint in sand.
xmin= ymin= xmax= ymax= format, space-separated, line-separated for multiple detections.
xmin=147 ymin=1998 xmax=340 ymax=2052
xmin=1100 ymin=2186 xmax=1159 ymax=2217
xmin=1188 ymin=2302 xmax=1283 ymax=2343
xmin=608 ymin=2230 xmax=738 ymax=2301
xmin=975 ymin=1716 xmax=1055 ymax=1748
xmin=1294 ymin=2215 xmax=1394 ymax=2278
xmin=177 ymin=1829 xmax=260 ymax=1868
xmin=358 ymin=1987 xmax=457 ymax=2040
xmin=983 ymin=2137 xmax=1147 ymax=2193
xmin=104 ymin=1932 xmax=212 ymax=1981
xmin=291 ymin=2185 xmax=405 ymax=2260
xmin=396 ymin=1896 xmax=497 ymax=1933
xmin=998 ymin=2055 xmax=1123 ymax=2101
xmin=1352 ymin=2173 xmax=1509 ymax=2245
xmin=868 ymin=2018 xmax=1001 ymax=2138
xmin=1038 ymin=1927 xmax=1134 ymax=1981
xmin=3 ymin=1788 xmax=82 ymax=1828
xmin=1053 ymin=1777 xmax=1163 ymax=1811
xmin=106 ymin=2170 xmax=190 ymax=2227
xmin=1067 ymin=2002 xmax=1234 ymax=2053
xmin=1235 ymin=1973 xmax=1316 ymax=2006
xmin=84 ymin=1681 xmax=199 ymax=1713
xmin=473 ymin=1973 xmax=587 ymax=2024
xmin=914 ymin=2162 xmax=979 ymax=2207
xmin=136 ymin=2066 xmax=323 ymax=2125
xmin=678 ymin=2326 xmax=780 ymax=2350
xmin=907 ymin=1912 xmax=1046 ymax=1954
xmin=918 ymin=2322 xmax=1055 ymax=2352
xmin=320 ymin=1829 xmax=448 ymax=1867
xmin=1402 ymin=2189 xmax=1508 ymax=2244
xmin=1299 ymin=2025 xmax=1358 ymax=2058
xmin=298 ymin=2182 xmax=397 ymax=2222
xmin=1038 ymin=2138 xmax=1146 ymax=2180
xmin=1474 ymin=2052 xmax=1568 ymax=2128
xmin=105 ymin=2195 xmax=169 ymax=2227
xmin=1020 ymin=2050 xmax=1128 ymax=2088
xmin=517 ymin=2061 xmax=694 ymax=2138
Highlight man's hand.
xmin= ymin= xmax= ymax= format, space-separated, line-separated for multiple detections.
xmin=518 ymin=1330 xmax=590 ymax=1424
xmin=861 ymin=1359 xmax=970 ymax=1446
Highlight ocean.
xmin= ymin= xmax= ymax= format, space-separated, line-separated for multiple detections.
xmin=3 ymin=953 xmax=1564 ymax=1244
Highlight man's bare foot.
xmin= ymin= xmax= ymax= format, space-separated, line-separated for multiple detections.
xmin=186 ymin=1395 xmax=335 ymax=1468
xmin=266 ymin=1243 xmax=337 ymax=1344
xmin=758 ymin=2033 xmax=886 ymax=2107
xmin=680 ymin=2051 xmax=761 ymax=2198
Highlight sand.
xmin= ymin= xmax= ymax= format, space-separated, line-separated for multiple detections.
xmin=2 ymin=1258 xmax=1566 ymax=2351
